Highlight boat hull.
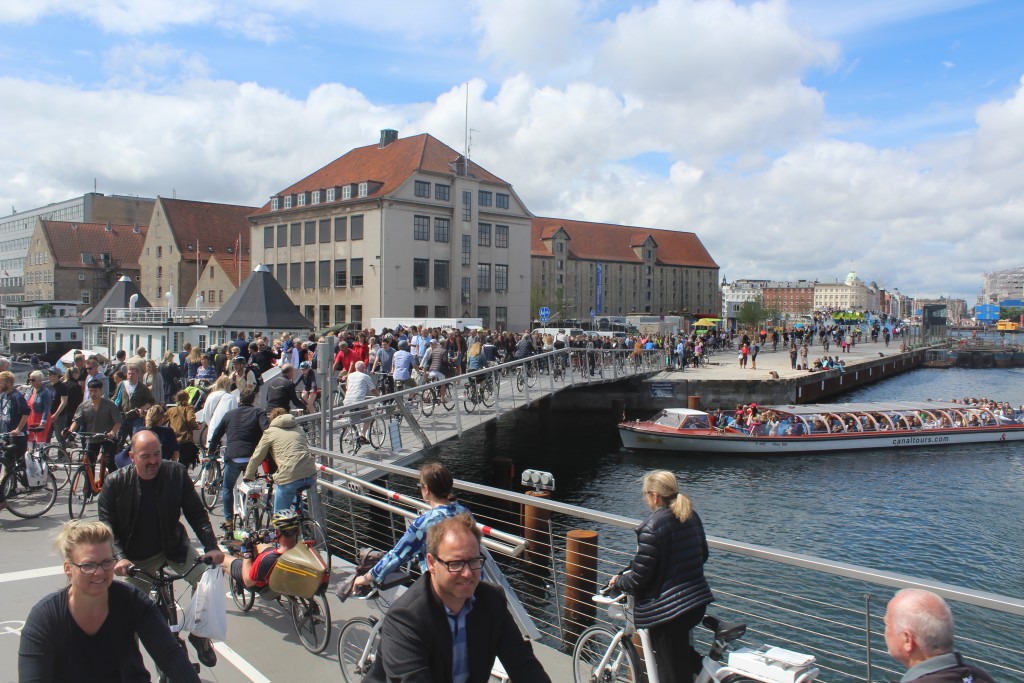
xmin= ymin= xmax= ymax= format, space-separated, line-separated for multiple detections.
xmin=618 ymin=424 xmax=1024 ymax=454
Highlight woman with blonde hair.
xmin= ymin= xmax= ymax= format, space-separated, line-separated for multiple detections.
xmin=142 ymin=358 xmax=164 ymax=407
xmin=25 ymin=370 xmax=53 ymax=445
xmin=166 ymin=389 xmax=201 ymax=471
xmin=18 ymin=520 xmax=201 ymax=682
xmin=610 ymin=470 xmax=714 ymax=682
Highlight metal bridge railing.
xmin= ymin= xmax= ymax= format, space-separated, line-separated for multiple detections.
xmin=310 ymin=456 xmax=1024 ymax=683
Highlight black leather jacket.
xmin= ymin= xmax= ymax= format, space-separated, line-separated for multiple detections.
xmin=616 ymin=506 xmax=714 ymax=629
xmin=264 ymin=374 xmax=305 ymax=412
xmin=98 ymin=460 xmax=219 ymax=564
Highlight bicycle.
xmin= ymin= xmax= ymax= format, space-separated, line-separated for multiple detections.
xmin=233 ymin=474 xmax=272 ymax=537
xmin=128 ymin=557 xmax=211 ymax=682
xmin=0 ymin=433 xmax=58 ymax=519
xmin=196 ymin=447 xmax=223 ymax=511
xmin=573 ymin=585 xmax=820 ymax=683
xmin=514 ymin=360 xmax=539 ymax=391
xmin=27 ymin=426 xmax=73 ymax=490
xmin=67 ymin=433 xmax=118 ymax=519
xmin=339 ymin=408 xmax=388 ymax=454
xmin=418 ymin=380 xmax=455 ymax=417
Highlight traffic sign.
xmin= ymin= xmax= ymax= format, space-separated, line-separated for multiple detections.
xmin=539 ymin=306 xmax=550 ymax=324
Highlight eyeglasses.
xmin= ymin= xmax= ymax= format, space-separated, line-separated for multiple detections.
xmin=71 ymin=558 xmax=117 ymax=574
xmin=434 ymin=556 xmax=486 ymax=573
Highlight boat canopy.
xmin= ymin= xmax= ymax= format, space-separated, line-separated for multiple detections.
xmin=758 ymin=401 xmax=1008 ymax=435
xmin=652 ymin=409 xmax=712 ymax=430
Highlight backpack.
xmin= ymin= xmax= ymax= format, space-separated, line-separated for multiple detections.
xmin=247 ymin=363 xmax=264 ymax=388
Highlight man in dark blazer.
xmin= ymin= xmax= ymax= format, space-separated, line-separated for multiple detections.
xmin=363 ymin=513 xmax=550 ymax=683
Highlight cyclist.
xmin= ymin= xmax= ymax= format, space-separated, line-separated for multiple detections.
xmin=420 ymin=340 xmax=449 ymax=404
xmin=245 ymin=408 xmax=317 ymax=514
xmin=390 ymin=340 xmax=419 ymax=393
xmin=19 ymin=520 xmax=201 ymax=683
xmin=65 ymin=379 xmax=121 ymax=474
xmin=352 ymin=462 xmax=469 ymax=592
xmin=264 ymin=363 xmax=306 ymax=413
xmin=222 ymin=509 xmax=301 ymax=593
xmin=294 ymin=361 xmax=319 ymax=413
xmin=370 ymin=336 xmax=395 ymax=394
xmin=0 ymin=369 xmax=30 ymax=509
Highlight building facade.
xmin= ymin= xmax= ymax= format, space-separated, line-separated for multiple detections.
xmin=813 ymin=272 xmax=880 ymax=312
xmin=531 ymin=218 xmax=720 ymax=323
xmin=0 ymin=193 xmax=154 ymax=303
xmin=761 ymin=280 xmax=816 ymax=316
xmin=249 ymin=130 xmax=533 ymax=331
xmin=720 ymin=278 xmax=768 ymax=326
xmin=189 ymin=254 xmax=249 ymax=309
xmin=23 ymin=220 xmax=148 ymax=307
xmin=980 ymin=266 xmax=1024 ymax=305
xmin=138 ymin=197 xmax=254 ymax=310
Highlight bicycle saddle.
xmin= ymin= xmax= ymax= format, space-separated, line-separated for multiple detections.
xmin=702 ymin=615 xmax=747 ymax=642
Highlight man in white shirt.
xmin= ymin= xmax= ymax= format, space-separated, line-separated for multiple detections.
xmin=342 ymin=361 xmax=379 ymax=444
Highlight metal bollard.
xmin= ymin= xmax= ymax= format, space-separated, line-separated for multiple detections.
xmin=563 ymin=528 xmax=598 ymax=642
xmin=522 ymin=490 xmax=551 ymax=564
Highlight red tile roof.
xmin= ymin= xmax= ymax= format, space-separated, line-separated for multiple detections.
xmin=40 ymin=220 xmax=148 ymax=269
xmin=252 ymin=133 xmax=510 ymax=216
xmin=210 ymin=254 xmax=250 ymax=288
xmin=532 ymin=217 xmax=718 ymax=269
xmin=159 ymin=198 xmax=255 ymax=262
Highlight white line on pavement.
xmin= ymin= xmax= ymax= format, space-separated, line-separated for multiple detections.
xmin=0 ymin=566 xmax=64 ymax=584
xmin=214 ymin=642 xmax=272 ymax=683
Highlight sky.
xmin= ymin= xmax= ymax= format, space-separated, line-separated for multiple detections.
xmin=2 ymin=0 xmax=1023 ymax=302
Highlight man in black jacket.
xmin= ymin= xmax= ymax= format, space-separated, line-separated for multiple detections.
xmin=98 ymin=429 xmax=224 ymax=668
xmin=264 ymin=364 xmax=306 ymax=413
xmin=208 ymin=387 xmax=268 ymax=535
xmin=365 ymin=513 xmax=551 ymax=683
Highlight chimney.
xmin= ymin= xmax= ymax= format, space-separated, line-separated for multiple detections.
xmin=379 ymin=129 xmax=398 ymax=148
xmin=104 ymin=221 xmax=112 ymax=232
xmin=132 ymin=223 xmax=140 ymax=233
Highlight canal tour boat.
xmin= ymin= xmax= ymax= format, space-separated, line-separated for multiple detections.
xmin=618 ymin=401 xmax=1024 ymax=454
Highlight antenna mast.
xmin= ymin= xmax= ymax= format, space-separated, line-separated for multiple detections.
xmin=464 ymin=82 xmax=470 ymax=160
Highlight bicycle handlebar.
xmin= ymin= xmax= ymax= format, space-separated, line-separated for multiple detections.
xmin=128 ymin=557 xmax=212 ymax=585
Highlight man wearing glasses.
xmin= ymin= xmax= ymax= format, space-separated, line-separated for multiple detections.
xmin=365 ymin=513 xmax=550 ymax=682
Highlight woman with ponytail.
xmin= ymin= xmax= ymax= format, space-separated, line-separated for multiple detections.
xmin=610 ymin=470 xmax=714 ymax=682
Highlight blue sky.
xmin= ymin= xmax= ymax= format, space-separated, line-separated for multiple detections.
xmin=2 ymin=0 xmax=1023 ymax=301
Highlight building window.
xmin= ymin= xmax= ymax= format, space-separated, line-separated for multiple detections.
xmin=357 ymin=182 xmax=368 ymax=197
xmin=495 ymin=225 xmax=508 ymax=248
xmin=462 ymin=191 xmax=472 ymax=221
xmin=319 ymin=305 xmax=330 ymax=326
xmin=289 ymin=263 xmax=301 ymax=289
xmin=461 ymin=235 xmax=471 ymax=265
xmin=319 ymin=260 xmax=331 ymax=288
xmin=156 ymin=246 xmax=162 ymax=258
xmin=312 ymin=190 xmax=321 ymax=205
xmin=413 ymin=259 xmax=429 ymax=288
xmin=350 ymin=258 xmax=363 ymax=286
xmin=271 ymin=197 xmax=279 ymax=211
xmin=555 ymin=242 xmax=564 ymax=253
xmin=496 ymin=193 xmax=509 ymax=209
xmin=303 ymin=262 xmax=315 ymax=288
xmin=319 ymin=219 xmax=331 ymax=243
xmin=277 ymin=224 xmax=287 ymax=247
xmin=156 ymin=266 xmax=162 ymax=279
xmin=435 ymin=305 xmax=449 ymax=317
xmin=277 ymin=263 xmax=287 ymax=288
xmin=351 ymin=215 xmax=364 ymax=240
xmin=478 ymin=306 xmax=490 ymax=328
xmin=435 ymin=184 xmax=450 ymax=201
xmin=434 ymin=260 xmax=449 ymax=290
xmin=290 ymin=223 xmax=301 ymax=246
xmin=496 ymin=306 xmax=507 ymax=330
xmin=283 ymin=196 xmax=293 ymax=209
xmin=556 ymin=273 xmax=563 ymax=285
xmin=478 ymin=223 xmax=491 ymax=247
xmin=478 ymin=190 xmax=492 ymax=207
xmin=495 ymin=264 xmax=508 ymax=292
xmin=334 ymin=260 xmax=347 ymax=287
xmin=414 ymin=180 xmax=430 ymax=198
xmin=297 ymin=192 xmax=306 ymax=207
xmin=413 ymin=216 xmax=430 ymax=241
xmin=326 ymin=188 xmax=336 ymax=201
xmin=342 ymin=185 xmax=352 ymax=200
xmin=351 ymin=305 xmax=362 ymax=325
xmin=461 ymin=277 xmax=471 ymax=304
xmin=334 ymin=216 xmax=347 ymax=241
xmin=556 ymin=260 xmax=563 ymax=271
xmin=82 ymin=287 xmax=91 ymax=300
xmin=304 ymin=221 xmax=316 ymax=244
xmin=305 ymin=305 xmax=314 ymax=321
xmin=413 ymin=305 xmax=428 ymax=317
xmin=335 ymin=305 xmax=345 ymax=323
xmin=434 ymin=218 xmax=449 ymax=243
xmin=263 ymin=226 xmax=274 ymax=249
xmin=219 ymin=290 xmax=224 ymax=303
xmin=477 ymin=263 xmax=491 ymax=291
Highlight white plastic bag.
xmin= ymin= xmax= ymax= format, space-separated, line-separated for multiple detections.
xmin=181 ymin=566 xmax=227 ymax=640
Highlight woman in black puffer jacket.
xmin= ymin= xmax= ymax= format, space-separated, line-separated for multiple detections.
xmin=611 ymin=470 xmax=714 ymax=682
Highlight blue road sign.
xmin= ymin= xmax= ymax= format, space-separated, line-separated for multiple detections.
xmin=539 ymin=306 xmax=550 ymax=324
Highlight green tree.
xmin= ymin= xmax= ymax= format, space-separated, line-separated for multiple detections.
xmin=737 ymin=300 xmax=766 ymax=330
xmin=37 ymin=303 xmax=55 ymax=318
xmin=530 ymin=283 xmax=545 ymax=321
xmin=1000 ymin=306 xmax=1022 ymax=320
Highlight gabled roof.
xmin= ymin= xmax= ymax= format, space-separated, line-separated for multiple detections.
xmin=253 ymin=133 xmax=510 ymax=216
xmin=205 ymin=254 xmax=249 ymax=288
xmin=39 ymin=220 xmax=148 ymax=269
xmin=204 ymin=264 xmax=311 ymax=330
xmin=81 ymin=275 xmax=151 ymax=324
xmin=159 ymin=198 xmax=255 ymax=263
xmin=532 ymin=217 xmax=718 ymax=268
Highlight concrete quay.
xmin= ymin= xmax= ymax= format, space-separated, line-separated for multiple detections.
xmin=551 ymin=340 xmax=929 ymax=413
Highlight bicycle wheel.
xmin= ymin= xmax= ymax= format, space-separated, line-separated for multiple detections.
xmin=244 ymin=504 xmax=267 ymax=536
xmin=300 ymin=517 xmax=332 ymax=574
xmin=231 ymin=580 xmax=256 ymax=612
xmin=526 ymin=365 xmax=538 ymax=388
xmin=67 ymin=466 xmax=92 ymax=519
xmin=291 ymin=594 xmax=331 ymax=654
xmin=572 ymin=626 xmax=643 ymax=683
xmin=368 ymin=417 xmax=387 ymax=449
xmin=481 ymin=378 xmax=496 ymax=407
xmin=199 ymin=460 xmax=221 ymax=511
xmin=516 ymin=372 xmax=525 ymax=392
xmin=338 ymin=616 xmax=378 ymax=683
xmin=463 ymin=387 xmax=478 ymax=413
xmin=340 ymin=427 xmax=360 ymax=455
xmin=419 ymin=389 xmax=435 ymax=417
xmin=5 ymin=468 xmax=58 ymax=519
xmin=441 ymin=383 xmax=455 ymax=411
xmin=40 ymin=445 xmax=72 ymax=490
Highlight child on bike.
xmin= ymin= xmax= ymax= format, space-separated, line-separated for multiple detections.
xmin=223 ymin=509 xmax=301 ymax=593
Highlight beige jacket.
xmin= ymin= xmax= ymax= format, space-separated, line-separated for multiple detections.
xmin=244 ymin=413 xmax=317 ymax=485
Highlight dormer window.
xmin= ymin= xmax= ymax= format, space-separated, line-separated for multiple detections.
xmin=81 ymin=252 xmax=94 ymax=265
xmin=187 ymin=244 xmax=195 ymax=252
xmin=283 ymin=195 xmax=293 ymax=209
xmin=342 ymin=185 xmax=352 ymax=200
xmin=271 ymin=197 xmax=279 ymax=210
xmin=227 ymin=246 xmax=234 ymax=254
xmin=357 ymin=182 xmax=368 ymax=198
xmin=326 ymin=188 xmax=336 ymax=201
xmin=297 ymin=192 xmax=306 ymax=207
xmin=312 ymin=190 xmax=320 ymax=204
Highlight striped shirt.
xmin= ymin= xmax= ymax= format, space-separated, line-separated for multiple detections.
xmin=445 ymin=595 xmax=476 ymax=683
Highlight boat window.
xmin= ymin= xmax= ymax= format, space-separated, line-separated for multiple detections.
xmin=653 ymin=411 xmax=684 ymax=428
xmin=679 ymin=415 xmax=711 ymax=430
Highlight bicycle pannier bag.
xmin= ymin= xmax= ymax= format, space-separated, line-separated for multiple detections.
xmin=269 ymin=543 xmax=329 ymax=598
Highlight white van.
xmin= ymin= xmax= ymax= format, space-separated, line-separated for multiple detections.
xmin=532 ymin=327 xmax=585 ymax=340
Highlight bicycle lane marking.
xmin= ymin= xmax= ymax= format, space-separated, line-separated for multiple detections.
xmin=0 ymin=566 xmax=64 ymax=584
xmin=214 ymin=642 xmax=271 ymax=683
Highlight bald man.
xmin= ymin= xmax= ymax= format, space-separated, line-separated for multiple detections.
xmin=884 ymin=589 xmax=993 ymax=683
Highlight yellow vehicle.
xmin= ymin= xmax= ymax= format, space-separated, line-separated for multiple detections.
xmin=996 ymin=320 xmax=1019 ymax=332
